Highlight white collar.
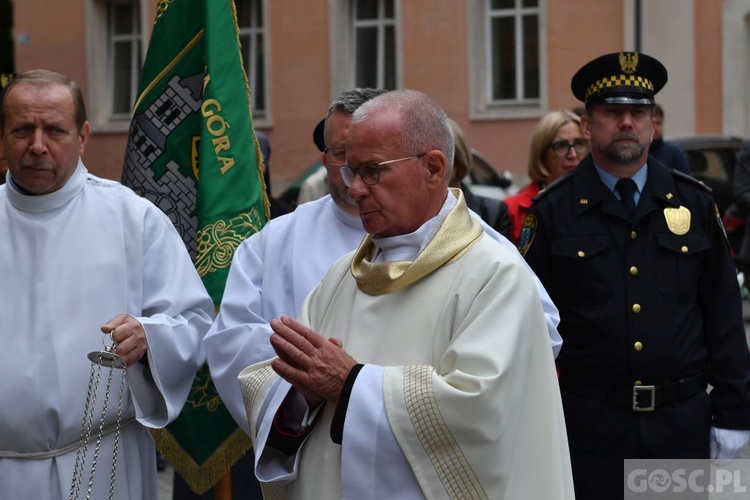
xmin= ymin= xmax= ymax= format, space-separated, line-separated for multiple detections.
xmin=371 ymin=190 xmax=456 ymax=262
xmin=6 ymin=159 xmax=87 ymax=213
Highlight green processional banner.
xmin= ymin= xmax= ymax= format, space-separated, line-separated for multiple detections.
xmin=121 ymin=0 xmax=269 ymax=493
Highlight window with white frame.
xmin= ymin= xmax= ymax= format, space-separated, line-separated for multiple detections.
xmin=489 ymin=0 xmax=540 ymax=104
xmin=468 ymin=0 xmax=546 ymax=120
xmin=107 ymin=0 xmax=141 ymax=120
xmin=235 ymin=0 xmax=267 ymax=120
xmin=351 ymin=0 xmax=396 ymax=90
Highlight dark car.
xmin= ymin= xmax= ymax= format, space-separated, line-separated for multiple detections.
xmin=669 ymin=134 xmax=746 ymax=257
xmin=461 ymin=149 xmax=517 ymax=200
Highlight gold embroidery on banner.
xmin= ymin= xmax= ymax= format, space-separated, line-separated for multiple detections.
xmin=185 ymin=367 xmax=222 ymax=411
xmin=404 ymin=365 xmax=487 ymax=500
xmin=150 ymin=427 xmax=251 ymax=496
xmin=196 ymin=209 xmax=264 ymax=277
xmin=155 ymin=0 xmax=176 ymax=21
xmin=663 ymin=206 xmax=691 ymax=235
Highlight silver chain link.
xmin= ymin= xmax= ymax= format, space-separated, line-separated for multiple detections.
xmin=69 ymin=346 xmax=128 ymax=500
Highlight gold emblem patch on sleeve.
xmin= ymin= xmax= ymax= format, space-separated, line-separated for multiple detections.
xmin=518 ymin=214 xmax=537 ymax=256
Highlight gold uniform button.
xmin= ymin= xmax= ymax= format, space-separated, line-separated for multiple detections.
xmin=630 ymin=266 xmax=638 ymax=276
xmin=632 ymin=303 xmax=641 ymax=313
xmin=634 ymin=380 xmax=642 ymax=386
xmin=630 ymin=231 xmax=637 ymax=240
xmin=578 ymin=250 xmax=585 ymax=258
xmin=634 ymin=341 xmax=643 ymax=351
xmin=681 ymin=246 xmax=688 ymax=253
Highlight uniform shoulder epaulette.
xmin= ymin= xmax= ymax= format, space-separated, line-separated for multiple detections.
xmin=531 ymin=174 xmax=572 ymax=202
xmin=671 ymin=169 xmax=712 ymax=193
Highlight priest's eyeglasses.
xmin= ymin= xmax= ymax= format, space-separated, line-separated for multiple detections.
xmin=339 ymin=153 xmax=426 ymax=187
xmin=548 ymin=138 xmax=590 ymax=157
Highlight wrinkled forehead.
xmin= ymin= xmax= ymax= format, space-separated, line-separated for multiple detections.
xmin=3 ymin=82 xmax=74 ymax=119
xmin=347 ymin=110 xmax=403 ymax=154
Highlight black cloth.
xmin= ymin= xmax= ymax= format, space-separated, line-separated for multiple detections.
xmin=461 ymin=182 xmax=511 ymax=239
xmin=649 ymin=138 xmax=691 ymax=175
xmin=733 ymin=141 xmax=750 ymax=272
xmin=521 ymin=155 xmax=750 ymax=500
xmin=615 ymin=177 xmax=637 ymax=217
xmin=269 ymin=196 xmax=295 ymax=219
xmin=562 ymin=390 xmax=711 ymax=499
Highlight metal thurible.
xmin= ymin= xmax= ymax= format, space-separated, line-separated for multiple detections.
xmin=69 ymin=331 xmax=128 ymax=500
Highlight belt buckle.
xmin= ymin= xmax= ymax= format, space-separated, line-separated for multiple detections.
xmin=633 ymin=385 xmax=656 ymax=411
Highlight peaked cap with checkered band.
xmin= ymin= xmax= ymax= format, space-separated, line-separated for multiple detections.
xmin=571 ymin=52 xmax=667 ymax=105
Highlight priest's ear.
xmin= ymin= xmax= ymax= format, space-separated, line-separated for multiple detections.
xmin=423 ymin=150 xmax=449 ymax=188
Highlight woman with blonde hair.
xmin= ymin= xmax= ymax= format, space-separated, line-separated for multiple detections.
xmin=503 ymin=109 xmax=588 ymax=243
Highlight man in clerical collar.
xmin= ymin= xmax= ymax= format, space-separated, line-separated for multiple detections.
xmin=238 ymin=89 xmax=574 ymax=500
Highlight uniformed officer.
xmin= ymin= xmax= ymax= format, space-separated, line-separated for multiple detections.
xmin=519 ymin=52 xmax=750 ymax=499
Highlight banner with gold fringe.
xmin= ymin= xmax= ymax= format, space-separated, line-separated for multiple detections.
xmin=122 ymin=0 xmax=269 ymax=493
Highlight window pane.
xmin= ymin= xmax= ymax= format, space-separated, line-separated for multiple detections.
xmin=136 ymin=39 xmax=142 ymax=75
xmin=252 ymin=0 xmax=262 ymax=24
xmin=235 ymin=0 xmax=250 ymax=28
xmin=355 ymin=27 xmax=378 ymax=88
xmin=108 ymin=0 xmax=140 ymax=118
xmin=522 ymin=0 xmax=537 ymax=7
xmin=254 ymin=35 xmax=265 ymax=113
xmin=112 ymin=3 xmax=134 ymax=34
xmin=384 ymin=0 xmax=394 ymax=18
xmin=384 ymin=25 xmax=395 ymax=90
xmin=240 ymin=34 xmax=250 ymax=56
xmin=112 ymin=41 xmax=132 ymax=114
xmin=356 ymin=0 xmax=378 ymax=20
xmin=523 ymin=15 xmax=539 ymax=99
xmin=491 ymin=0 xmax=515 ymax=9
xmin=491 ymin=17 xmax=516 ymax=100
xmin=236 ymin=0 xmax=265 ymax=115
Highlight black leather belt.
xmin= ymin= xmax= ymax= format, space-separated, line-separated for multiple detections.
xmin=559 ymin=372 xmax=707 ymax=412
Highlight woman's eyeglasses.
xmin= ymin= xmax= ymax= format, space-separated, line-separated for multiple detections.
xmin=548 ymin=138 xmax=590 ymax=157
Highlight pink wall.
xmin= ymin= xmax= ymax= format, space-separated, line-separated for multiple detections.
xmin=262 ymin=0 xmax=330 ymax=187
xmin=694 ymin=0 xmax=722 ymax=134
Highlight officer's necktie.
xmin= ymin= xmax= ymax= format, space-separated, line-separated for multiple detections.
xmin=616 ymin=178 xmax=637 ymax=217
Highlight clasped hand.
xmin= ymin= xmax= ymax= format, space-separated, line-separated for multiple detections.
xmin=270 ymin=315 xmax=357 ymax=407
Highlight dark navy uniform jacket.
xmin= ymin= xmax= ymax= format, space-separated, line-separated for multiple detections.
xmin=520 ymin=155 xmax=750 ymax=429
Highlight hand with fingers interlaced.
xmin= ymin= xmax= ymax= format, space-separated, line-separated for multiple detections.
xmin=101 ymin=314 xmax=149 ymax=367
xmin=269 ymin=315 xmax=356 ymax=407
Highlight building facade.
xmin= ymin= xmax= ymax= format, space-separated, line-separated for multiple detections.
xmin=5 ymin=0 xmax=750 ymax=194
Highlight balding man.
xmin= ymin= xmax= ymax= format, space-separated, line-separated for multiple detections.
xmin=239 ymin=89 xmax=573 ymax=499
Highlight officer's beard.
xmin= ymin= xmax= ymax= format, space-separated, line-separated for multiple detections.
xmin=602 ymin=132 xmax=648 ymax=164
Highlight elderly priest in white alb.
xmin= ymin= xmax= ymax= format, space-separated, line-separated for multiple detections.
xmin=239 ymin=89 xmax=573 ymax=499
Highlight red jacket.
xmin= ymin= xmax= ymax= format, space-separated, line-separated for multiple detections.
xmin=503 ymin=182 xmax=542 ymax=243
